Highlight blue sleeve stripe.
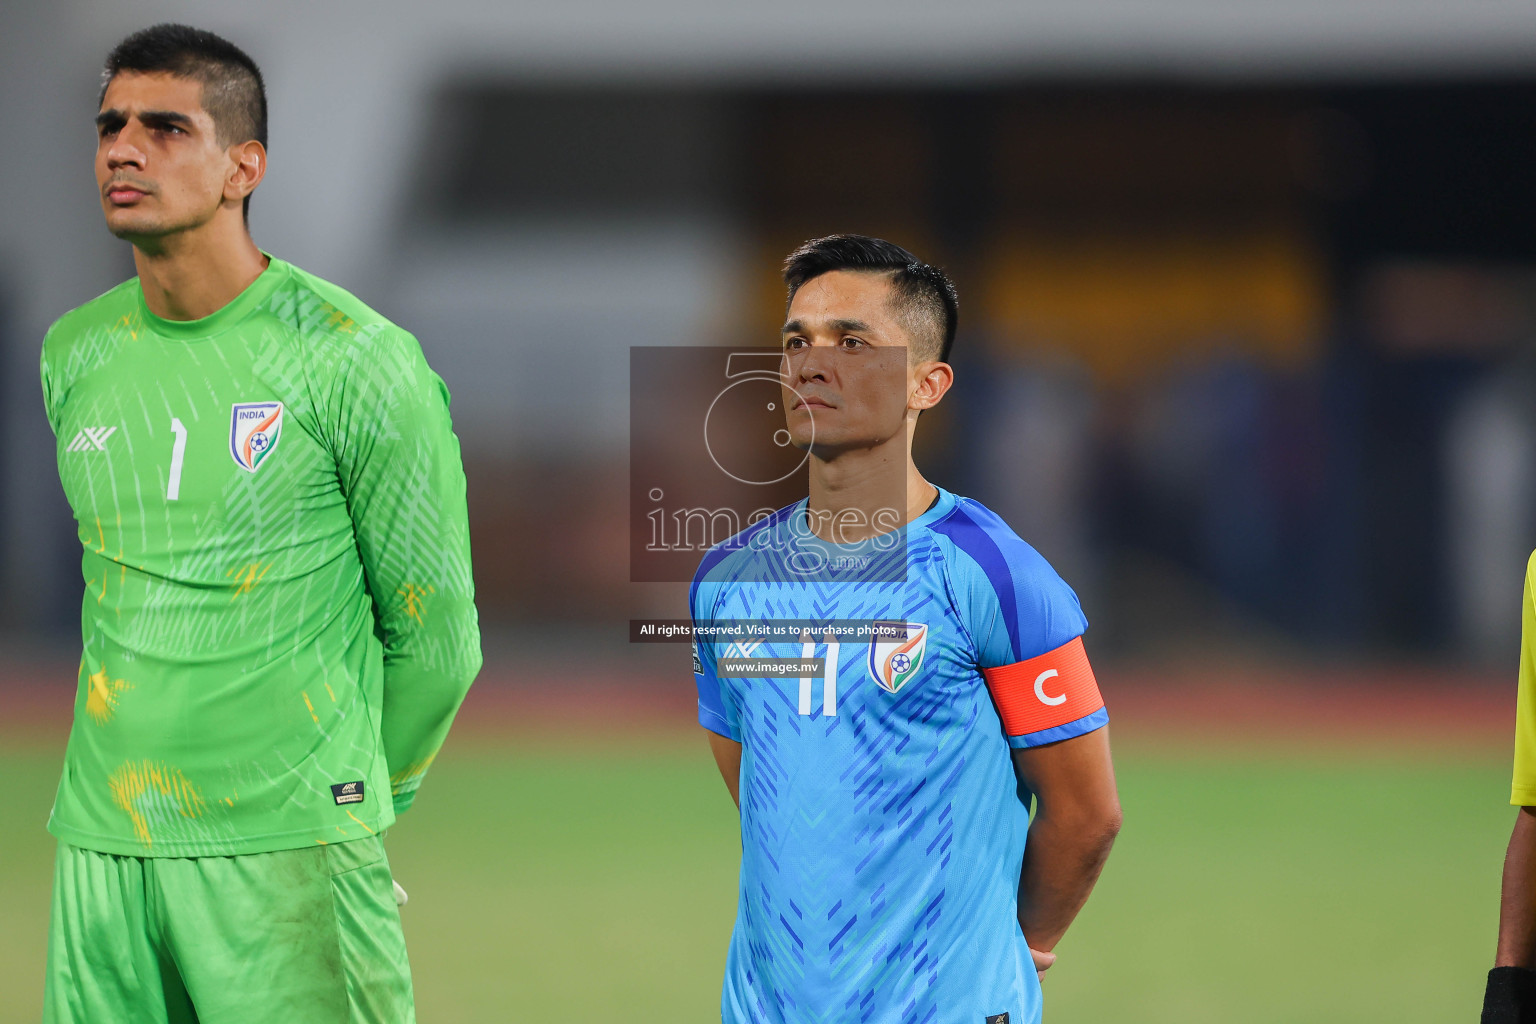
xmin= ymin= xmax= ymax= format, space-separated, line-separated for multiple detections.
xmin=1006 ymin=706 xmax=1109 ymax=749
xmin=930 ymin=502 xmax=1022 ymax=658
xmin=698 ymin=698 xmax=738 ymax=740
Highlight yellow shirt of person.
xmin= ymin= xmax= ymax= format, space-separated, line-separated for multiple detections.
xmin=1513 ymin=552 xmax=1536 ymax=806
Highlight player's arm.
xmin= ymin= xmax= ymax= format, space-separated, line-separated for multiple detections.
xmin=980 ymin=633 xmax=1120 ymax=968
xmin=708 ymin=732 xmax=742 ymax=808
xmin=690 ymin=580 xmax=743 ymax=809
xmin=947 ymin=517 xmax=1123 ymax=971
xmin=1012 ymin=724 xmax=1121 ymax=956
xmin=1490 ymin=807 xmax=1536 ymax=1021
xmin=40 ymin=327 xmax=66 ymax=438
xmin=695 ymin=644 xmax=743 ymax=809
xmin=331 ymin=325 xmax=482 ymax=815
xmin=1497 ymin=807 xmax=1536 ymax=967
xmin=39 ymin=347 xmax=57 ymax=434
xmin=1485 ymin=554 xmax=1536 ymax=1021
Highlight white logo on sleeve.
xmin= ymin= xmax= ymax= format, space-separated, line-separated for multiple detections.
xmin=1034 ymin=668 xmax=1067 ymax=706
xmin=66 ymin=426 xmax=117 ymax=452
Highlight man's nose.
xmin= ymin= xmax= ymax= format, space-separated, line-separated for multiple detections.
xmin=794 ymin=347 xmax=834 ymax=383
xmin=105 ymin=126 xmax=146 ymax=170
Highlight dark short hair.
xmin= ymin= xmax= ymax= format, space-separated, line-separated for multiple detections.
xmin=783 ymin=235 xmax=959 ymax=363
xmin=101 ymin=24 xmax=267 ymax=220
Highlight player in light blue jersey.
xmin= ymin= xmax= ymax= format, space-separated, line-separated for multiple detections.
xmin=692 ymin=236 xmax=1122 ymax=1024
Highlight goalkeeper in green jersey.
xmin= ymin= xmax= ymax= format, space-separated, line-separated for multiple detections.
xmin=40 ymin=24 xmax=481 ymax=1024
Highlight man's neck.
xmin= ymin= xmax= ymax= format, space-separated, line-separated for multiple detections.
xmin=133 ymin=219 xmax=268 ymax=322
xmin=806 ymin=432 xmax=936 ymax=543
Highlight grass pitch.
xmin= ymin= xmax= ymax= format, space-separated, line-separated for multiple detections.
xmin=0 ymin=734 xmax=1511 ymax=1022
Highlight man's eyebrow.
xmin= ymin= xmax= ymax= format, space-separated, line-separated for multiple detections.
xmin=828 ymin=318 xmax=874 ymax=334
xmin=95 ymin=109 xmax=195 ymax=129
xmin=780 ymin=317 xmax=876 ymax=335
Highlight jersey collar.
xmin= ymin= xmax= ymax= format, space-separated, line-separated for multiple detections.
xmin=790 ymin=485 xmax=958 ymax=546
xmin=910 ymin=486 xmax=958 ymax=531
xmin=135 ymin=253 xmax=286 ymax=341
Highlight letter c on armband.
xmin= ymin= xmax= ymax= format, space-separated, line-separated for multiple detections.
xmin=1033 ymin=668 xmax=1067 ymax=706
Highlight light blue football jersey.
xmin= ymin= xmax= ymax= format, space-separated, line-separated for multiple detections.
xmin=692 ymin=487 xmax=1108 ymax=1024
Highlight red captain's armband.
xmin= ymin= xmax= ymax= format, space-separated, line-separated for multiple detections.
xmin=982 ymin=636 xmax=1103 ymax=737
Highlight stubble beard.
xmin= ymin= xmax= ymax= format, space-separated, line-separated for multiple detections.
xmin=106 ymin=201 xmax=217 ymax=252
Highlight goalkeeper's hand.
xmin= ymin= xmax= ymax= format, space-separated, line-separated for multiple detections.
xmin=1483 ymin=966 xmax=1536 ymax=1023
xmin=392 ymin=879 xmax=409 ymax=908
xmin=1030 ymin=947 xmax=1056 ymax=982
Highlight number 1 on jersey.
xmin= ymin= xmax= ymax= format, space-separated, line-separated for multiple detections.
xmin=167 ymin=418 xmax=188 ymax=500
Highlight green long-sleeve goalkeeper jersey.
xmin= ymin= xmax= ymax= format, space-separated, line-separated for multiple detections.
xmin=40 ymin=256 xmax=482 ymax=857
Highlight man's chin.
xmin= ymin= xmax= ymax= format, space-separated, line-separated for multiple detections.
xmin=804 ymin=435 xmax=891 ymax=460
xmin=104 ymin=208 xmax=181 ymax=244
xmin=106 ymin=220 xmax=159 ymax=243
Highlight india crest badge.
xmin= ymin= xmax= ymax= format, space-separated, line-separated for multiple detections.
xmin=867 ymin=620 xmax=928 ymax=694
xmin=229 ymin=401 xmax=284 ymax=472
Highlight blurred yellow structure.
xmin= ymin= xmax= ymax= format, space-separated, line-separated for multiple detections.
xmin=983 ymin=228 xmax=1327 ymax=382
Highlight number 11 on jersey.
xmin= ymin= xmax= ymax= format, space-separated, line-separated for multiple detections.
xmin=799 ymin=630 xmax=839 ymax=717
xmin=166 ymin=418 xmax=188 ymax=500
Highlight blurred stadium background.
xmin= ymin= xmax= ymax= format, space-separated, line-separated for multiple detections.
xmin=4 ymin=1 xmax=1536 ymax=1020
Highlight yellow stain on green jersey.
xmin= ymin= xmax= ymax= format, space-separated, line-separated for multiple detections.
xmin=397 ymin=582 xmax=436 ymax=625
xmin=323 ymin=305 xmax=358 ymax=334
xmin=389 ymin=752 xmax=436 ymax=793
xmin=85 ymin=664 xmax=133 ymax=725
xmin=114 ymin=311 xmax=140 ymax=341
xmin=226 ymin=562 xmax=271 ymax=600
xmin=108 ymin=761 xmax=208 ymax=847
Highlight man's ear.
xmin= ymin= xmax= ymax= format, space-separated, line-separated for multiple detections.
xmin=910 ymin=361 xmax=954 ymax=412
xmin=225 ymin=140 xmax=266 ymax=203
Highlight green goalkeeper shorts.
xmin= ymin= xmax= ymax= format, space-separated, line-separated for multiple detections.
xmin=44 ymin=835 xmax=415 ymax=1024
